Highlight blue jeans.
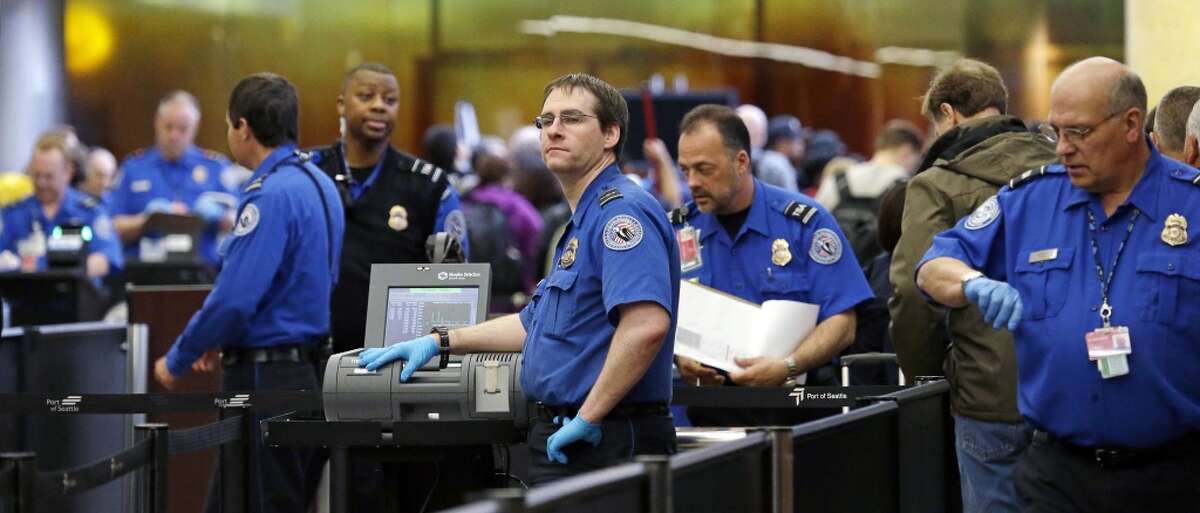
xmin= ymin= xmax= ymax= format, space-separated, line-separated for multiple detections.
xmin=955 ymin=415 xmax=1033 ymax=513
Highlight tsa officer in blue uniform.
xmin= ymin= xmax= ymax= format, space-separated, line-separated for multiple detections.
xmin=357 ymin=73 xmax=679 ymax=485
xmin=153 ymin=74 xmax=344 ymax=513
xmin=670 ymin=105 xmax=873 ymax=426
xmin=0 ymin=138 xmax=122 ymax=278
xmin=110 ymin=90 xmax=240 ymax=267
xmin=917 ymin=58 xmax=1200 ymax=512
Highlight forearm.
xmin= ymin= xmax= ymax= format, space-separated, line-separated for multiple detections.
xmin=916 ymin=257 xmax=974 ymax=308
xmin=790 ymin=310 xmax=855 ymax=372
xmin=113 ymin=214 xmax=145 ymax=244
xmin=577 ymin=303 xmax=669 ymax=422
xmin=446 ymin=313 xmax=526 ymax=354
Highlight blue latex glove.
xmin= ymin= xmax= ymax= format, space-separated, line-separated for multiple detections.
xmin=963 ymin=276 xmax=1023 ymax=331
xmin=192 ymin=198 xmax=227 ymax=223
xmin=356 ymin=335 xmax=438 ymax=380
xmin=145 ymin=199 xmax=173 ymax=214
xmin=545 ymin=415 xmax=602 ymax=464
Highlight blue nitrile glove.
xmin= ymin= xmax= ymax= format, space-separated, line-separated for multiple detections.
xmin=545 ymin=415 xmax=602 ymax=464
xmin=145 ymin=199 xmax=173 ymax=214
xmin=192 ymin=198 xmax=227 ymax=223
xmin=963 ymin=276 xmax=1023 ymax=331
xmin=356 ymin=335 xmax=438 ymax=380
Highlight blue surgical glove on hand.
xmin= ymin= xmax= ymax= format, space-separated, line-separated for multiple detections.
xmin=963 ymin=276 xmax=1023 ymax=331
xmin=356 ymin=335 xmax=438 ymax=380
xmin=192 ymin=198 xmax=227 ymax=223
xmin=545 ymin=415 xmax=602 ymax=464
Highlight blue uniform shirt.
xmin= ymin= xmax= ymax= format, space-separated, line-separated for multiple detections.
xmin=672 ymin=180 xmax=873 ymax=323
xmin=0 ymin=188 xmax=123 ymax=274
xmin=519 ymin=164 xmax=680 ymax=406
xmin=919 ymin=143 xmax=1200 ymax=449
xmin=110 ymin=146 xmax=239 ymax=266
xmin=166 ymin=145 xmax=345 ymax=376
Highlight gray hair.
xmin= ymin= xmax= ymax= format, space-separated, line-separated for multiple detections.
xmin=1106 ymin=70 xmax=1147 ymax=119
xmin=1153 ymin=86 xmax=1200 ymax=152
xmin=1186 ymin=99 xmax=1200 ymax=143
xmin=156 ymin=90 xmax=201 ymax=121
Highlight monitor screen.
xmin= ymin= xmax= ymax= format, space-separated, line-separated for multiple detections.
xmin=383 ymin=286 xmax=480 ymax=347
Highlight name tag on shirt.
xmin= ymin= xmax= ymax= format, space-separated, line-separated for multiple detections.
xmin=131 ymin=179 xmax=152 ymax=193
xmin=1028 ymin=248 xmax=1059 ymax=263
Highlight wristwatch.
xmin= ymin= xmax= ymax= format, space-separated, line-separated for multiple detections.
xmin=783 ymin=356 xmax=800 ymax=378
xmin=430 ymin=326 xmax=450 ymax=369
xmin=960 ymin=271 xmax=984 ymax=295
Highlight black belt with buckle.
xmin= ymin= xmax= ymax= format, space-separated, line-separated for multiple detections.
xmin=1033 ymin=429 xmax=1200 ymax=469
xmin=221 ymin=344 xmax=316 ymax=366
xmin=535 ymin=402 xmax=669 ymax=422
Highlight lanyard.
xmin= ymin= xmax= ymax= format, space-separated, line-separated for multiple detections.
xmin=1086 ymin=207 xmax=1139 ymax=327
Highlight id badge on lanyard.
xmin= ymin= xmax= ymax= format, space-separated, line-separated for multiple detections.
xmin=677 ymin=224 xmax=702 ymax=272
xmin=1084 ymin=208 xmax=1138 ymax=379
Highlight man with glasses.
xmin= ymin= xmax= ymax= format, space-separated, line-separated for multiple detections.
xmin=917 ymin=57 xmax=1200 ymax=511
xmin=357 ymin=73 xmax=679 ymax=485
xmin=890 ymin=58 xmax=1056 ymax=513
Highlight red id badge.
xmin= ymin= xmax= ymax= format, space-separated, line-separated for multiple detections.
xmin=1084 ymin=326 xmax=1132 ymax=361
xmin=677 ymin=226 xmax=702 ymax=272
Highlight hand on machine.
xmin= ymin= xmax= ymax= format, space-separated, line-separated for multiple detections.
xmin=356 ymin=334 xmax=439 ymax=381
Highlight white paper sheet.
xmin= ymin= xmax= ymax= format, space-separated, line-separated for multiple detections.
xmin=674 ymin=280 xmax=819 ymax=373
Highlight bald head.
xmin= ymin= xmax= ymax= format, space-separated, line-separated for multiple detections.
xmin=1053 ymin=57 xmax=1147 ymax=120
xmin=736 ymin=104 xmax=767 ymax=150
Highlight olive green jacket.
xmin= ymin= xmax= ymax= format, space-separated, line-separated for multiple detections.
xmin=889 ymin=115 xmax=1057 ymax=422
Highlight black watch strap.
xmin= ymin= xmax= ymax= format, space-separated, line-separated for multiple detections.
xmin=431 ymin=326 xmax=450 ymax=368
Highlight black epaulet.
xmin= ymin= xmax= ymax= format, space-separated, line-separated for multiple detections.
xmin=408 ymin=157 xmax=446 ymax=184
xmin=1007 ymin=165 xmax=1057 ymax=189
xmin=668 ymin=203 xmax=692 ymax=225
xmin=243 ymin=174 xmax=267 ymax=193
xmin=783 ymin=201 xmax=818 ymax=224
xmin=598 ymin=188 xmax=623 ymax=207
xmin=1166 ymin=165 xmax=1200 ymax=185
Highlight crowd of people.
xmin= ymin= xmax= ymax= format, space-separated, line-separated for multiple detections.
xmin=2 ymin=54 xmax=1197 ymax=513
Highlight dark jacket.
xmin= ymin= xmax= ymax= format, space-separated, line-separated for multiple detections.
xmin=308 ymin=143 xmax=452 ymax=353
xmin=888 ymin=115 xmax=1057 ymax=422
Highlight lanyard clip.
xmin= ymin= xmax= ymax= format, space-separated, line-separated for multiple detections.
xmin=1099 ymin=301 xmax=1113 ymax=328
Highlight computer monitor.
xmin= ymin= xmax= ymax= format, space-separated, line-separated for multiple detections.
xmin=363 ymin=263 xmax=491 ymax=349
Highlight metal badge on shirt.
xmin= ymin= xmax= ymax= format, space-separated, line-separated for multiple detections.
xmin=771 ymin=238 xmax=792 ymax=266
xmin=677 ymin=225 xmax=701 ymax=271
xmin=559 ymin=237 xmax=579 ymax=269
xmin=1161 ymin=213 xmax=1187 ymax=246
xmin=192 ymin=165 xmax=208 ymax=184
xmin=388 ymin=205 xmax=408 ymax=232
xmin=603 ymin=215 xmax=643 ymax=251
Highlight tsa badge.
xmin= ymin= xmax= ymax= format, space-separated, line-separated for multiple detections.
xmin=1161 ymin=213 xmax=1187 ymax=247
xmin=559 ymin=237 xmax=579 ymax=269
xmin=387 ymin=205 xmax=408 ymax=232
xmin=771 ymin=238 xmax=792 ymax=266
xmin=677 ymin=225 xmax=702 ymax=272
xmin=192 ymin=165 xmax=208 ymax=184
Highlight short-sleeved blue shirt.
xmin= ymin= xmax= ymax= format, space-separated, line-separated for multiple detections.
xmin=671 ymin=180 xmax=873 ymax=323
xmin=519 ymin=164 xmax=680 ymax=406
xmin=919 ymin=143 xmax=1200 ymax=449
xmin=165 ymin=145 xmax=345 ymax=376
xmin=110 ymin=146 xmax=238 ymax=266
xmin=0 ymin=188 xmax=123 ymax=275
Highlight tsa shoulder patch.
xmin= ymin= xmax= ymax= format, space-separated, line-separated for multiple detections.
xmin=233 ymin=203 xmax=260 ymax=237
xmin=445 ymin=209 xmax=467 ymax=242
xmin=809 ymin=228 xmax=842 ymax=264
xmin=602 ymin=214 xmax=644 ymax=251
xmin=964 ymin=195 xmax=1000 ymax=230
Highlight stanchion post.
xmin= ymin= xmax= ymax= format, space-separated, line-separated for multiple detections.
xmin=2 ymin=452 xmax=36 ymax=513
xmin=762 ymin=427 xmax=793 ymax=513
xmin=637 ymin=455 xmax=672 ymax=513
xmin=136 ymin=423 xmax=170 ymax=513
xmin=219 ymin=404 xmax=250 ymax=513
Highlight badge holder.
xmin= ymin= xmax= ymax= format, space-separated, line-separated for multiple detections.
xmin=677 ymin=225 xmax=702 ymax=272
xmin=1084 ymin=303 xmax=1131 ymax=379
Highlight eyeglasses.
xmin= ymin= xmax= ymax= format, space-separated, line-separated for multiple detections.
xmin=1038 ymin=111 xmax=1121 ymax=145
xmin=534 ymin=111 xmax=597 ymax=130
